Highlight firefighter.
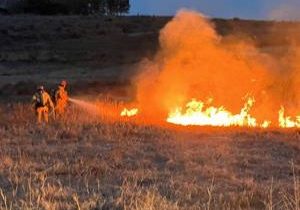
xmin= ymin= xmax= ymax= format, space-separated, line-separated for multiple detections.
xmin=54 ymin=80 xmax=68 ymax=117
xmin=32 ymin=86 xmax=54 ymax=123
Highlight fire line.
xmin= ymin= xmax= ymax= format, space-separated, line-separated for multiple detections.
xmin=120 ymin=97 xmax=300 ymax=128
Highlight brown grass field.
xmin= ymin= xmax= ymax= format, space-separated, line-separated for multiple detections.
xmin=0 ymin=15 xmax=300 ymax=209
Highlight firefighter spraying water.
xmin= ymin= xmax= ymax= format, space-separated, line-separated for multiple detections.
xmin=53 ymin=80 xmax=68 ymax=117
xmin=32 ymin=80 xmax=102 ymax=123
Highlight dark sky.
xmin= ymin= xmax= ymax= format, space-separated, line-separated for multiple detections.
xmin=130 ymin=0 xmax=300 ymax=20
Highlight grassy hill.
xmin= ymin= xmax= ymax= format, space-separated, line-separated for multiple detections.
xmin=0 ymin=15 xmax=300 ymax=99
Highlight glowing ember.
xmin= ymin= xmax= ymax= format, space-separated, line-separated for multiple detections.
xmin=120 ymin=108 xmax=139 ymax=117
xmin=261 ymin=121 xmax=271 ymax=128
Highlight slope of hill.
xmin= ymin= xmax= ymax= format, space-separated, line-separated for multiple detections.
xmin=0 ymin=16 xmax=299 ymax=100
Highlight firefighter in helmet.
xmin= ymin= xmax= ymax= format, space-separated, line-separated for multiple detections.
xmin=32 ymin=86 xmax=54 ymax=123
xmin=54 ymin=80 xmax=68 ymax=117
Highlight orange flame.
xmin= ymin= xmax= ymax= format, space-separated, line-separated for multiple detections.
xmin=122 ymin=10 xmax=300 ymax=129
xmin=119 ymin=101 xmax=300 ymax=128
xmin=120 ymin=108 xmax=139 ymax=117
xmin=278 ymin=106 xmax=300 ymax=128
xmin=167 ymin=97 xmax=270 ymax=127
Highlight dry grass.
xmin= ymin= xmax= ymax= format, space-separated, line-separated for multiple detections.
xmin=0 ymin=102 xmax=299 ymax=210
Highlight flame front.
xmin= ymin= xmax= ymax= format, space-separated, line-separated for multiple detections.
xmin=119 ymin=99 xmax=300 ymax=128
xmin=120 ymin=99 xmax=300 ymax=128
xmin=166 ymin=98 xmax=300 ymax=128
xmin=167 ymin=97 xmax=268 ymax=127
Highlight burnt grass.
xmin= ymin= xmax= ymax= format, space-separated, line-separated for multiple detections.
xmin=0 ymin=104 xmax=299 ymax=209
xmin=0 ymin=15 xmax=300 ymax=209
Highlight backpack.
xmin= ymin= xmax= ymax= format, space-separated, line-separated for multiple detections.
xmin=35 ymin=92 xmax=45 ymax=108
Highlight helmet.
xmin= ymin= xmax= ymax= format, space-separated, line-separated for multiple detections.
xmin=60 ymin=80 xmax=67 ymax=87
xmin=37 ymin=85 xmax=44 ymax=91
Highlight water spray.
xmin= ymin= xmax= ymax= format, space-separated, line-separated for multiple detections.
xmin=68 ymin=98 xmax=100 ymax=115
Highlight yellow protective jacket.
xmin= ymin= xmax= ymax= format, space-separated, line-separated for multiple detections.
xmin=32 ymin=91 xmax=54 ymax=110
xmin=54 ymin=87 xmax=68 ymax=105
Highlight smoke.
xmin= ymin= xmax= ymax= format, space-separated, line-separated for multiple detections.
xmin=134 ymin=9 xmax=300 ymax=122
xmin=269 ymin=0 xmax=300 ymax=20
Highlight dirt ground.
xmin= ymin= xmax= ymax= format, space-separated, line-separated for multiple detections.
xmin=0 ymin=15 xmax=300 ymax=209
